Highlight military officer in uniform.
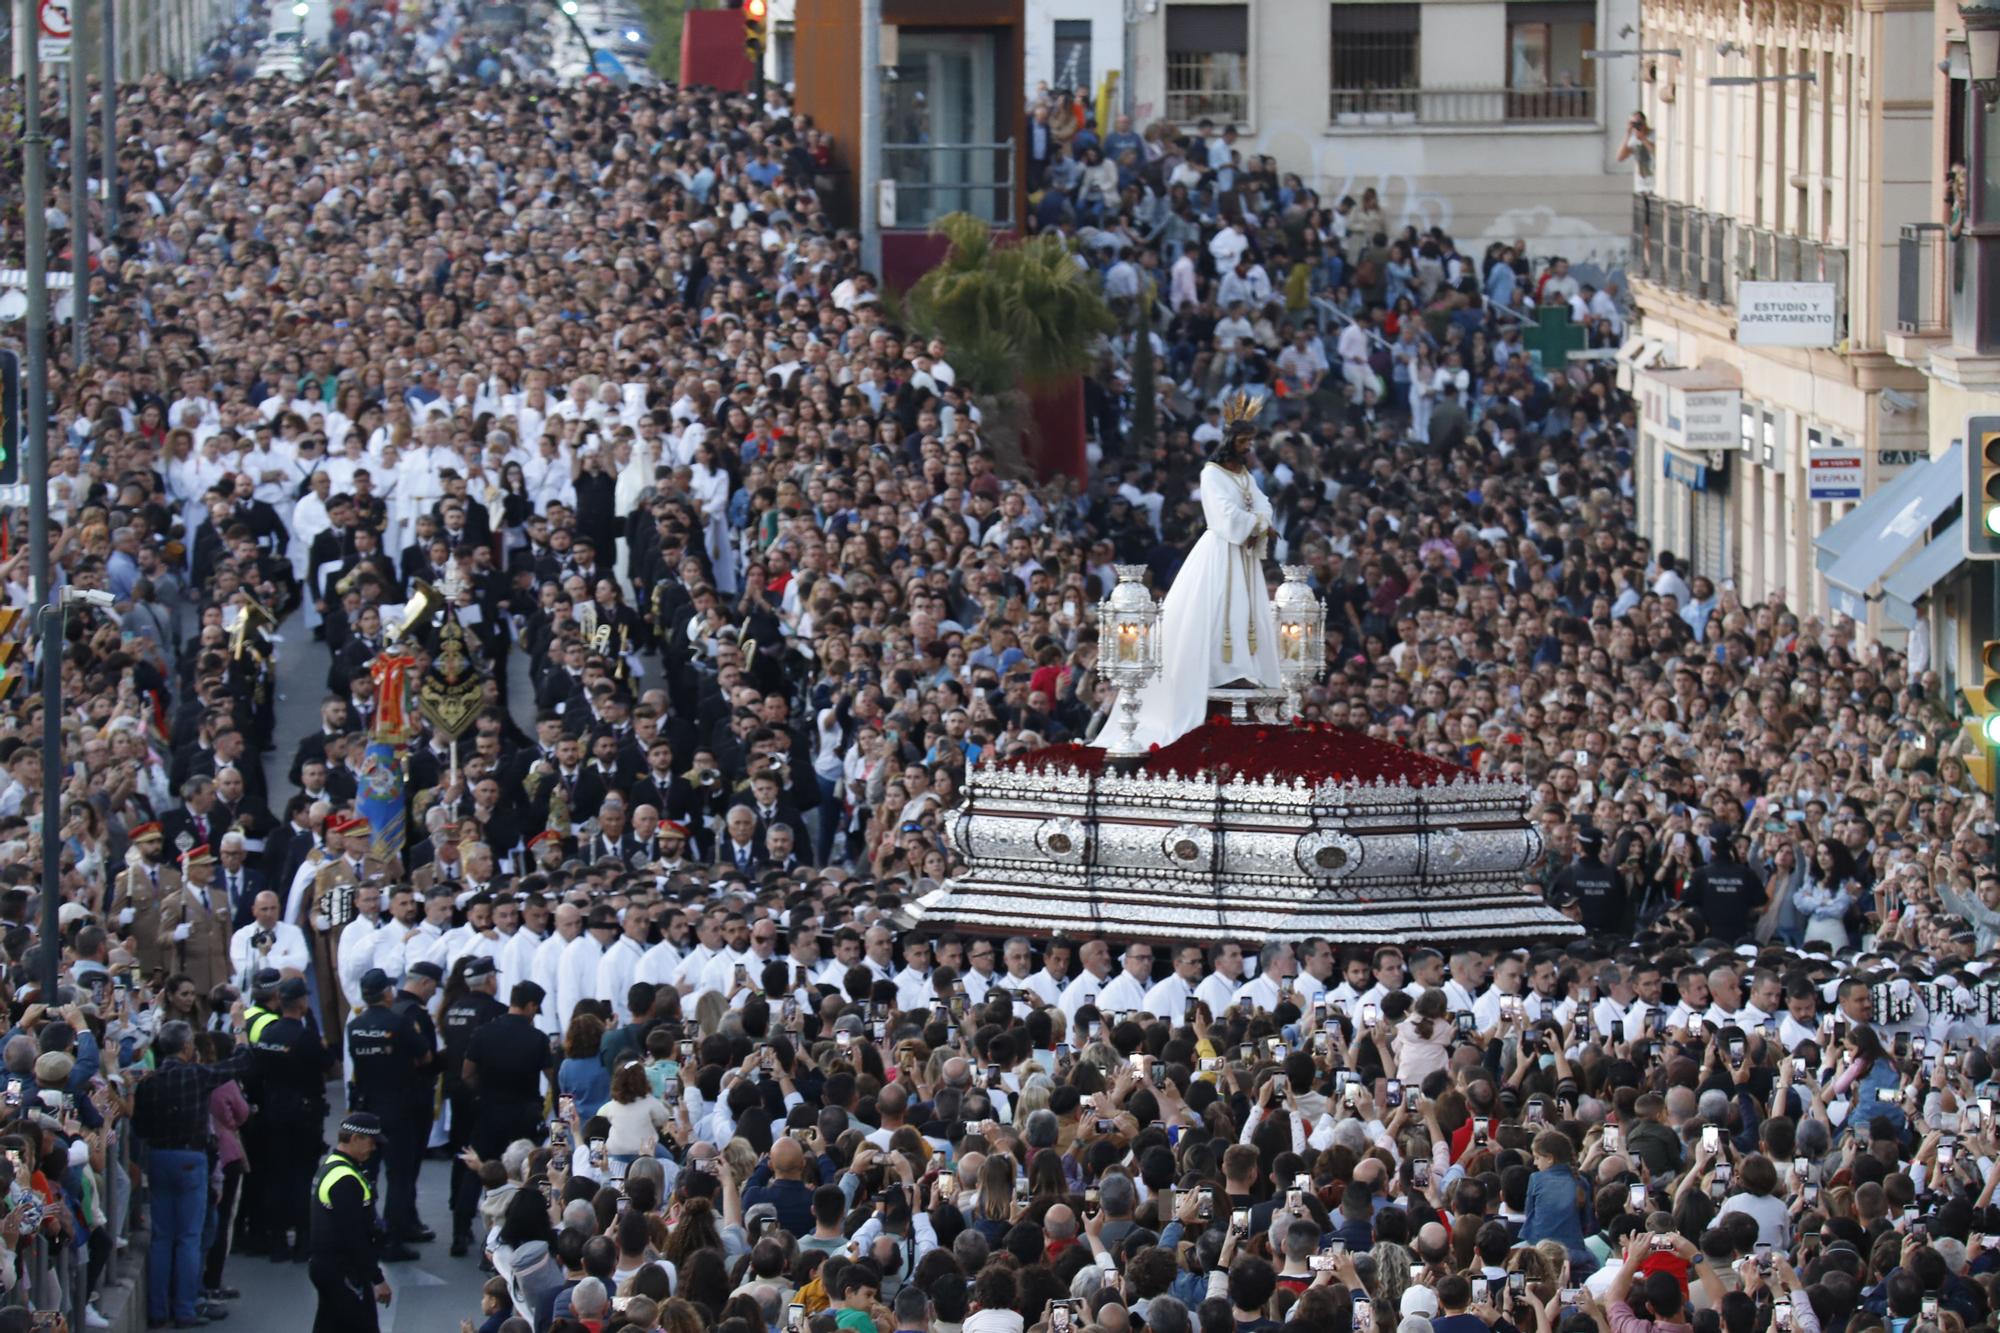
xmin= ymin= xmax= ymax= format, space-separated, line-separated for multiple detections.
xmin=309 ymin=1112 xmax=393 ymax=1333
xmin=112 ymin=821 xmax=180 ymax=976
xmin=250 ymin=975 xmax=333 ymax=1261
xmin=343 ymin=968 xmax=423 ymax=1263
xmin=386 ymin=960 xmax=442 ymax=1246
xmin=440 ymin=955 xmax=506 ymax=1256
xmin=163 ymin=844 xmax=234 ymax=995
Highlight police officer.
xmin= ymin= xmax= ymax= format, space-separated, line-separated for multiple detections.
xmin=251 ymin=975 xmax=333 ymax=1261
xmin=344 ymin=968 xmax=423 ymax=1263
xmin=386 ymin=960 xmax=442 ymax=1246
xmin=234 ymin=967 xmax=284 ymax=1256
xmin=462 ymin=980 xmax=557 ymax=1219
xmin=309 ymin=1112 xmax=393 ymax=1333
xmin=1550 ymin=827 xmax=1627 ymax=935
xmin=440 ymin=955 xmax=505 ymax=1256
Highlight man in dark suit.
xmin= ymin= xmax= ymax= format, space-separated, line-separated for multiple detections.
xmin=160 ymin=777 xmax=222 ymax=858
xmin=288 ymin=697 xmax=357 ymax=786
xmin=307 ymin=495 xmax=360 ymax=613
xmin=713 ymin=805 xmax=766 ymax=878
xmin=181 ymin=726 xmax=269 ymax=819
xmin=742 ymin=771 xmax=803 ymax=846
xmin=266 ymin=796 xmax=316 ymax=891
xmin=227 ymin=471 xmax=288 ymax=554
xmin=217 ymin=833 xmax=269 ymax=931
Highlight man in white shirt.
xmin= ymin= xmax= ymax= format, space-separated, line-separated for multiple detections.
xmin=555 ymin=906 xmax=620 ymax=1032
xmin=1472 ymin=954 xmax=1529 ymax=1034
xmin=1144 ymin=944 xmax=1206 ymax=1022
xmin=667 ymin=912 xmax=725 ymax=990
xmin=1442 ymin=949 xmax=1487 ymax=1015
xmin=860 ymin=925 xmax=897 ymax=985
xmin=892 ymin=937 xmax=938 ymax=1015
xmin=959 ymin=938 xmax=1002 ymax=1007
xmin=594 ymin=906 xmax=653 ymax=1025
xmin=1196 ymin=942 xmax=1248 ymax=1017
xmin=335 ymin=884 xmax=386 ymax=1027
xmin=1018 ymin=936 xmax=1071 ymax=1009
xmin=498 ymin=894 xmax=549 ymax=1003
xmin=699 ymin=916 xmax=782 ymax=1009
xmin=1095 ymin=944 xmax=1155 ymax=1017
xmin=1058 ymin=940 xmax=1114 ymax=1022
xmin=532 ymin=902 xmax=584 ymax=1036
xmin=1232 ymin=942 xmax=1297 ymax=1014
xmin=229 ymin=890 xmax=312 ymax=993
xmin=1703 ymin=965 xmax=1747 ymax=1030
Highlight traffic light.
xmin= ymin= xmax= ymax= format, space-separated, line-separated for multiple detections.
xmin=1964 ymin=638 xmax=2000 ymax=792
xmin=743 ymin=0 xmax=767 ymax=66
xmin=0 ymin=609 xmax=23 ymax=703
xmin=1966 ymin=415 xmax=2000 ymax=559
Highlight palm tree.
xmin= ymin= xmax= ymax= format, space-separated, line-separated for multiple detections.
xmin=902 ymin=213 xmax=1116 ymax=474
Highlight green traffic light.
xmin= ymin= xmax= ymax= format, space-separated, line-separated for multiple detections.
xmin=1987 ymin=503 xmax=2000 ymax=536
xmin=1984 ymin=714 xmax=2000 ymax=746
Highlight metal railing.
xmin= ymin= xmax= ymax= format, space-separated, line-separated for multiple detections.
xmin=1329 ymin=85 xmax=1596 ymax=126
xmin=1898 ymin=222 xmax=1948 ymax=336
xmin=1629 ymin=193 xmax=1847 ymax=339
xmin=881 ymin=140 xmax=1016 ymax=229
xmin=1164 ymin=52 xmax=1250 ymax=123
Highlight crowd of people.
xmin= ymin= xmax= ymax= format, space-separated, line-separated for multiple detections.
xmin=0 ymin=2 xmax=1985 ymax=1333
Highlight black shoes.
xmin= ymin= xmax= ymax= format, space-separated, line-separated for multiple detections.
xmin=382 ymin=1243 xmax=422 ymax=1263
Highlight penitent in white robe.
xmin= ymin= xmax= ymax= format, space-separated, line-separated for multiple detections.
xmin=1104 ymin=463 xmax=1281 ymax=753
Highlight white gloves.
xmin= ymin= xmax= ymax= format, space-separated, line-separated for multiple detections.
xmin=118 ymin=909 xmax=134 ymax=927
xmin=171 ymin=924 xmax=191 ymax=943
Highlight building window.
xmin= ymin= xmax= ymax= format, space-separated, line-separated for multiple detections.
xmin=1740 ymin=403 xmax=1757 ymax=456
xmin=1504 ymin=2 xmax=1596 ymax=121
xmin=1053 ymin=19 xmax=1092 ymax=92
xmin=1165 ymin=5 xmax=1249 ymax=124
xmin=1329 ymin=5 xmax=1420 ymax=122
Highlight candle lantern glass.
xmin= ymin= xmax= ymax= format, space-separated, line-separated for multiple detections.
xmin=1272 ymin=565 xmax=1327 ymax=715
xmin=1096 ymin=565 xmax=1163 ymax=756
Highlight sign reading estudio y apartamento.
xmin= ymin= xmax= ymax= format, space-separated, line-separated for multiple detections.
xmin=1737 ymin=282 xmax=1839 ymax=348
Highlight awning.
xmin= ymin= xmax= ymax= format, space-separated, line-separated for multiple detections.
xmin=1880 ymin=517 xmax=1965 ymax=628
xmin=1816 ymin=443 xmax=1962 ymax=621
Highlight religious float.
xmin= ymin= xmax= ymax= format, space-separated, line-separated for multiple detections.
xmin=911 ymin=565 xmax=1581 ymax=947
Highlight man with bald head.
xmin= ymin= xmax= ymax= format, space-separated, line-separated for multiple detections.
xmin=867 ymin=1083 xmax=910 ymax=1149
xmin=741 ymin=1134 xmax=814 ymax=1236
xmin=229 ymin=889 xmax=311 ymax=992
xmin=532 ymin=902 xmax=584 ymax=1035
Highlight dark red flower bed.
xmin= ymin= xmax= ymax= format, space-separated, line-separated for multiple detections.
xmin=995 ymin=719 xmax=1472 ymax=787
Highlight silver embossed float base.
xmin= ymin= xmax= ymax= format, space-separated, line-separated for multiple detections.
xmin=910 ymin=730 xmax=1581 ymax=947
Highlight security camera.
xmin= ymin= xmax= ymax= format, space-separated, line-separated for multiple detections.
xmin=1880 ymin=389 xmax=1920 ymax=414
xmin=61 ymin=589 xmax=115 ymax=610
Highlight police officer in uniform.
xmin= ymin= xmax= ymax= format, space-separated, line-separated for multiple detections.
xmin=440 ymin=955 xmax=506 ymax=1256
xmin=461 ymin=980 xmax=557 ymax=1224
xmin=309 ymin=1112 xmax=393 ymax=1333
xmin=343 ymin=968 xmax=423 ymax=1263
xmin=234 ymin=968 xmax=284 ymax=1257
xmin=1550 ymin=827 xmax=1627 ymax=934
xmin=251 ymin=975 xmax=333 ymax=1261
xmin=386 ymin=960 xmax=442 ymax=1246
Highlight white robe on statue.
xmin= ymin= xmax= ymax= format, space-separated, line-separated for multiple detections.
xmin=1104 ymin=463 xmax=1280 ymax=752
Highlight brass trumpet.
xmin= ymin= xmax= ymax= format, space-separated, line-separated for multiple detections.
xmin=396 ymin=579 xmax=443 ymax=642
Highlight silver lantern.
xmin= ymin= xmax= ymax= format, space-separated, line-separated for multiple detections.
xmin=1272 ymin=565 xmax=1326 ymax=717
xmin=1097 ymin=565 xmax=1162 ymax=757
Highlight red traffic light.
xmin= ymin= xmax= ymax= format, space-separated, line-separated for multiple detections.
xmin=745 ymin=0 xmax=766 ymax=17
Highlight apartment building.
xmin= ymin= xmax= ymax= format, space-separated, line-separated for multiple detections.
xmin=1120 ymin=0 xmax=1641 ymax=259
xmin=1880 ymin=2 xmax=2000 ymax=694
xmin=1623 ymin=0 xmax=1935 ymax=634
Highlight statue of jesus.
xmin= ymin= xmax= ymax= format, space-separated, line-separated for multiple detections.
xmin=1104 ymin=398 xmax=1280 ymax=752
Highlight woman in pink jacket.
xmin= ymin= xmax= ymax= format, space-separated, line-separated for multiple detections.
xmin=198 ymin=1032 xmax=251 ymax=1300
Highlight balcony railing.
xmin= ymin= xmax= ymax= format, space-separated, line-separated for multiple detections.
xmin=1629 ymin=193 xmax=1848 ymax=339
xmin=1629 ymin=194 xmax=1732 ymax=303
xmin=1897 ymin=222 xmax=1948 ymax=336
xmin=1328 ymin=85 xmax=1596 ymax=127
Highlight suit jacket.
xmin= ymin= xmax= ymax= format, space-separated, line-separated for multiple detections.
xmin=160 ymin=805 xmax=222 ymax=857
xmin=714 ymin=839 xmax=767 ymax=878
xmin=219 ymin=865 xmax=269 ymax=932
xmin=308 ymin=527 xmax=359 ymax=601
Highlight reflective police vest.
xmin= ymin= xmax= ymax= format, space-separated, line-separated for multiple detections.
xmin=245 ymin=1007 xmax=278 ymax=1044
xmin=314 ymin=1153 xmax=373 ymax=1209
